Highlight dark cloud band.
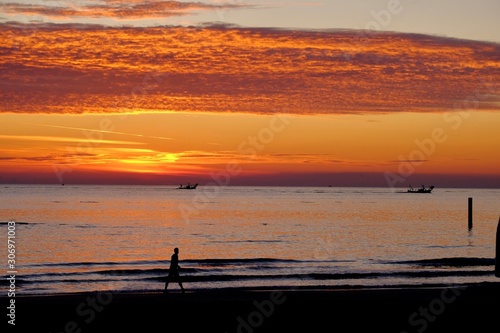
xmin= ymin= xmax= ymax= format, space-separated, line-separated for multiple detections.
xmin=0 ymin=0 xmax=248 ymax=19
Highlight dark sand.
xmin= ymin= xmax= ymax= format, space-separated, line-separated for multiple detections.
xmin=5 ymin=283 xmax=500 ymax=332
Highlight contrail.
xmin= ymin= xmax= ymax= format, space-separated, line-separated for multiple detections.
xmin=21 ymin=123 xmax=174 ymax=141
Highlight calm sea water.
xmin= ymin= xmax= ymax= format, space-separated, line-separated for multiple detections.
xmin=0 ymin=185 xmax=498 ymax=295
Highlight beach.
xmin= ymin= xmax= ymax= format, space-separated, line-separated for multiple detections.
xmin=7 ymin=282 xmax=500 ymax=332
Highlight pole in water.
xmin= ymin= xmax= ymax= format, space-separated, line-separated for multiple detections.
xmin=496 ymin=217 xmax=500 ymax=278
xmin=468 ymin=197 xmax=473 ymax=230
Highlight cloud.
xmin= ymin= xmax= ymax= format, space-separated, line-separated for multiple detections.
xmin=0 ymin=0 xmax=249 ymax=19
xmin=22 ymin=122 xmax=173 ymax=141
xmin=1 ymin=23 xmax=499 ymax=115
xmin=0 ymin=134 xmax=143 ymax=145
xmin=0 ymin=152 xmax=100 ymax=164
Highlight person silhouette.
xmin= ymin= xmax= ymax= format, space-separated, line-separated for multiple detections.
xmin=164 ymin=247 xmax=185 ymax=293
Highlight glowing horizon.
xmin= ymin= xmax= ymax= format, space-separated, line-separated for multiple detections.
xmin=1 ymin=111 xmax=499 ymax=187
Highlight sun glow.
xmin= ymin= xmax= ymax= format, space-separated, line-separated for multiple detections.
xmin=0 ymin=110 xmax=499 ymax=186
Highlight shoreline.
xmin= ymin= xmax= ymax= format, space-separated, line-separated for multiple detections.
xmin=9 ymin=280 xmax=496 ymax=297
xmin=5 ymin=282 xmax=500 ymax=332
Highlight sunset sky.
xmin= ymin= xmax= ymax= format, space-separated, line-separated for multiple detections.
xmin=1 ymin=0 xmax=499 ymax=187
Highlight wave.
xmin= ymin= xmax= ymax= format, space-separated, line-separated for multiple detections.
xmin=394 ymin=257 xmax=495 ymax=267
xmin=8 ymin=269 xmax=495 ymax=288
xmin=13 ymin=256 xmax=496 ymax=294
xmin=22 ymin=260 xmax=162 ymax=267
xmin=0 ymin=221 xmax=38 ymax=225
xmin=9 ymin=256 xmax=498 ymax=296
xmin=24 ymin=256 xmax=493 ymax=272
xmin=21 ymin=258 xmax=301 ymax=268
xmin=23 ymin=256 xmax=491 ymax=269
xmin=209 ymin=240 xmax=287 ymax=244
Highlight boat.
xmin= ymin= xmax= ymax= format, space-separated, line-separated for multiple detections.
xmin=178 ymin=183 xmax=198 ymax=190
xmin=407 ymin=185 xmax=434 ymax=193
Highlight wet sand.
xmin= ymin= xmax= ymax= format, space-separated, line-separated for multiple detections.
xmin=6 ymin=283 xmax=500 ymax=332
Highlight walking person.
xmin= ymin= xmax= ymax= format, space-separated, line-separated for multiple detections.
xmin=164 ymin=247 xmax=185 ymax=293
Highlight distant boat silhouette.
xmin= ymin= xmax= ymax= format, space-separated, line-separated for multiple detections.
xmin=178 ymin=183 xmax=198 ymax=190
xmin=407 ymin=185 xmax=434 ymax=193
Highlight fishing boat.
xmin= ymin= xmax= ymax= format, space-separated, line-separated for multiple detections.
xmin=178 ymin=183 xmax=198 ymax=190
xmin=407 ymin=185 xmax=434 ymax=193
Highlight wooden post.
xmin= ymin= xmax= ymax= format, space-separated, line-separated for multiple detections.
xmin=496 ymin=217 xmax=500 ymax=278
xmin=468 ymin=198 xmax=473 ymax=230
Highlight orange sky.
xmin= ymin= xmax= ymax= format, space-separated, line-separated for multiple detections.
xmin=1 ymin=23 xmax=500 ymax=187
xmin=1 ymin=111 xmax=499 ymax=187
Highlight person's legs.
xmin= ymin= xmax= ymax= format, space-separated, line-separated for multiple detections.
xmin=173 ymin=270 xmax=185 ymax=292
xmin=164 ymin=271 xmax=173 ymax=292
xmin=165 ymin=270 xmax=185 ymax=292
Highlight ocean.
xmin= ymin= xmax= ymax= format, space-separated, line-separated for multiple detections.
xmin=1 ymin=185 xmax=498 ymax=295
